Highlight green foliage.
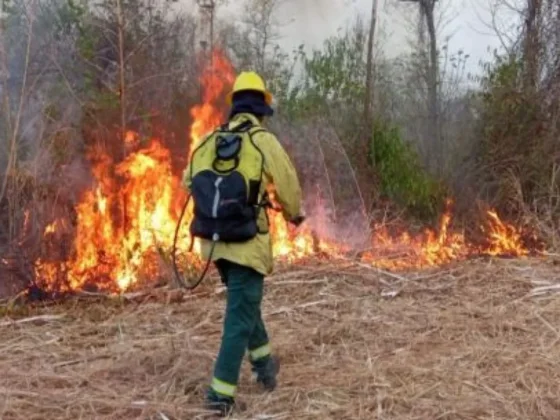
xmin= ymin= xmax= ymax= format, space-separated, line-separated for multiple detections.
xmin=301 ymin=28 xmax=366 ymax=101
xmin=371 ymin=120 xmax=444 ymax=219
xmin=52 ymin=0 xmax=88 ymax=40
xmin=476 ymin=53 xmax=551 ymax=209
xmin=278 ymin=19 xmax=446 ymax=219
xmin=281 ymin=21 xmax=367 ymax=121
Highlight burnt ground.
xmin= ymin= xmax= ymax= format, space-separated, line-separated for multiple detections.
xmin=1 ymin=257 xmax=560 ymax=419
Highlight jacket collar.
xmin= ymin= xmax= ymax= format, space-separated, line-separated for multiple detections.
xmin=229 ymin=112 xmax=262 ymax=129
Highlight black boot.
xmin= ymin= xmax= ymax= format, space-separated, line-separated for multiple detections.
xmin=252 ymin=355 xmax=280 ymax=392
xmin=205 ymin=388 xmax=237 ymax=417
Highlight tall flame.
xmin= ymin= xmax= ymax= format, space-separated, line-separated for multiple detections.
xmin=33 ymin=50 xmax=537 ymax=294
xmin=189 ymin=51 xmax=236 ymax=154
xmin=36 ymin=140 xmax=189 ymax=292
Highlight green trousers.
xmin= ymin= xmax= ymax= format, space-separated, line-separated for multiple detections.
xmin=209 ymin=259 xmax=271 ymax=398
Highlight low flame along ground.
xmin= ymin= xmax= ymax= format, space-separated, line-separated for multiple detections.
xmin=34 ymin=50 xmax=535 ymax=293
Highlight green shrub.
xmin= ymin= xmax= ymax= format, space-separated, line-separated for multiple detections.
xmin=476 ymin=55 xmax=551 ymax=211
xmin=371 ymin=120 xmax=445 ymax=220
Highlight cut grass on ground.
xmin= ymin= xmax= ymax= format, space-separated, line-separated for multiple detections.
xmin=1 ymin=257 xmax=560 ymax=419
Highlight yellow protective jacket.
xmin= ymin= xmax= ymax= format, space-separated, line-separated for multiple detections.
xmin=182 ymin=112 xmax=302 ymax=276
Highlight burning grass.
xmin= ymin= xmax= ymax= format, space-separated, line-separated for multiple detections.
xmin=2 ymin=256 xmax=560 ymax=419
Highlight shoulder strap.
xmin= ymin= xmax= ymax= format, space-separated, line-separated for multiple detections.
xmin=220 ymin=119 xmax=254 ymax=134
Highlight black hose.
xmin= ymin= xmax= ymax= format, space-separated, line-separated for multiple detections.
xmin=172 ymin=195 xmax=214 ymax=291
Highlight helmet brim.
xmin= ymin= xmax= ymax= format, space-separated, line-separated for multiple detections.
xmin=226 ymin=89 xmax=273 ymax=106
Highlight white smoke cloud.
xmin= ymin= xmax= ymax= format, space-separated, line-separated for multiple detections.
xmin=178 ymin=0 xmax=508 ymax=74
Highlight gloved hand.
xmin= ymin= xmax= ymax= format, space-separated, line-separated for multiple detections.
xmin=289 ymin=214 xmax=306 ymax=227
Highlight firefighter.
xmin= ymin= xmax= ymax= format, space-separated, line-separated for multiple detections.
xmin=182 ymin=71 xmax=304 ymax=416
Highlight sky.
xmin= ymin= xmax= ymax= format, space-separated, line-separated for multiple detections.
xmin=180 ymin=0 xmax=517 ymax=76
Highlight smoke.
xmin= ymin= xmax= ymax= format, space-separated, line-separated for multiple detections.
xmin=272 ymin=0 xmax=413 ymax=60
xmin=274 ymin=0 xmax=350 ymax=48
xmin=0 ymin=0 xmax=85 ymax=168
xmin=269 ymin=115 xmax=371 ymax=251
xmin=179 ymin=0 xmax=410 ymax=57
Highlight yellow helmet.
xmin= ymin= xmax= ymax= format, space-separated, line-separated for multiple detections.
xmin=226 ymin=71 xmax=273 ymax=105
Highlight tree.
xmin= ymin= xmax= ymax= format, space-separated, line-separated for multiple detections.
xmin=363 ymin=0 xmax=379 ymax=169
xmin=398 ymin=0 xmax=441 ymax=174
xmin=0 ymin=0 xmax=200 ymax=259
xmin=522 ymin=0 xmax=542 ymax=93
xmin=219 ymin=0 xmax=295 ymax=98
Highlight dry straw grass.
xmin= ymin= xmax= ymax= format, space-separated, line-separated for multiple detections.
xmin=2 ymin=256 xmax=560 ymax=419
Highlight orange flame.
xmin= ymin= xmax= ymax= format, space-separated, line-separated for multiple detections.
xmin=481 ymin=210 xmax=529 ymax=257
xmin=33 ymin=49 xmax=536 ymax=294
xmin=44 ymin=221 xmax=58 ymax=236
xmin=189 ymin=50 xmax=236 ymax=155
xmin=362 ymin=200 xmax=531 ymax=270
xmin=36 ymin=140 xmax=191 ymax=292
xmin=363 ymin=201 xmax=467 ymax=270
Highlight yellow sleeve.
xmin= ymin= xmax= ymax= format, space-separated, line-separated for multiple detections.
xmin=253 ymin=131 xmax=302 ymax=221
